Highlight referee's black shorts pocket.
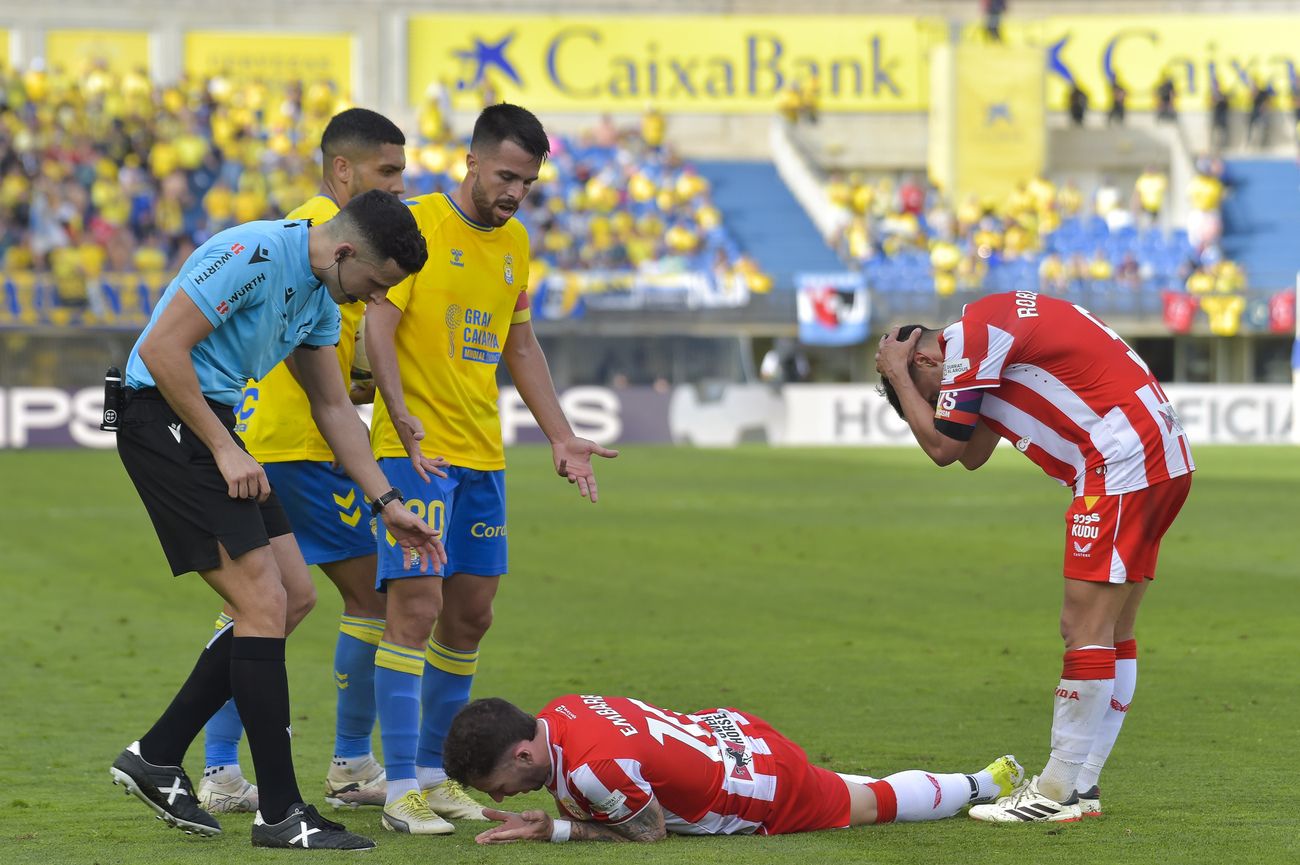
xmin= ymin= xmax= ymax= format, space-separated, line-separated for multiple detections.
xmin=117 ymin=397 xmax=282 ymax=575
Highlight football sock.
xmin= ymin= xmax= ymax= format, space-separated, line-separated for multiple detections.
xmin=1076 ymin=638 xmax=1138 ymax=793
xmin=202 ymin=614 xmax=245 ymax=771
xmin=230 ymin=636 xmax=301 ymax=824
xmin=203 ymin=701 xmax=244 ymax=771
xmin=415 ymin=639 xmax=479 ymax=774
xmin=138 ymin=622 xmax=234 ymax=767
xmin=867 ymin=771 xmax=979 ymax=822
xmin=334 ymin=615 xmax=384 ymax=759
xmin=417 ymin=766 xmax=448 ymax=790
xmin=1039 ymin=645 xmax=1116 ymax=802
xmin=375 ymin=641 xmax=424 ymax=804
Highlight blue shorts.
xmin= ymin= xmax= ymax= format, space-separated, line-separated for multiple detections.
xmin=263 ymin=461 xmax=376 ymax=566
xmin=375 ymin=458 xmax=508 ymax=588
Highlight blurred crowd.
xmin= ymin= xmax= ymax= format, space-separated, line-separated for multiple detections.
xmin=825 ymin=157 xmax=1238 ymax=307
xmin=0 ymin=62 xmax=766 ymax=327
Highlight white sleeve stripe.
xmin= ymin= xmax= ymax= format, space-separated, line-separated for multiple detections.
xmin=976 ymin=324 xmax=1015 ymax=383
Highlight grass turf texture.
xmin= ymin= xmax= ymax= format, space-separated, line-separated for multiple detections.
xmin=1 ymin=445 xmax=1296 ymax=864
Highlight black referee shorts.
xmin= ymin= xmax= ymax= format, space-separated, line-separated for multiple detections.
xmin=116 ymin=388 xmax=292 ymax=576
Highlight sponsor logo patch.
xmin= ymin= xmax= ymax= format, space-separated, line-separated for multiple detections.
xmin=943 ymin=358 xmax=971 ymax=379
xmin=590 ymin=789 xmax=627 ymax=815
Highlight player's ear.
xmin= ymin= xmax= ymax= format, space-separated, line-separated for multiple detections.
xmin=332 ymin=154 xmax=352 ymax=184
xmin=465 ymin=150 xmax=478 ymax=176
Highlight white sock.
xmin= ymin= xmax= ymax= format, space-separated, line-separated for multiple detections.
xmin=1038 ymin=645 xmax=1116 ymax=802
xmin=1076 ymin=652 xmax=1138 ymax=792
xmin=332 ymin=754 xmax=373 ymax=772
xmin=874 ymin=771 xmax=979 ymax=822
xmin=970 ymin=767 xmax=1001 ymax=802
xmin=203 ymin=764 xmax=243 ymax=781
xmin=417 ymin=766 xmax=447 ymax=789
xmin=386 ymin=777 xmax=419 ymax=805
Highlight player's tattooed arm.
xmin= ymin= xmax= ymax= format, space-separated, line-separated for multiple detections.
xmin=476 ymin=801 xmax=667 ymax=844
xmin=571 ymin=799 xmax=667 ymax=842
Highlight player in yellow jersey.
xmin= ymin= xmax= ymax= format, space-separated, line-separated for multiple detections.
xmin=196 ymin=109 xmax=429 ymax=816
xmin=363 ymin=104 xmax=618 ymax=835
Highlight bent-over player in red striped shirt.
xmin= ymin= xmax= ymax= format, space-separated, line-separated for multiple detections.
xmin=877 ymin=290 xmax=1194 ymax=823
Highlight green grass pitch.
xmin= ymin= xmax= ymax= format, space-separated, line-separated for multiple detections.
xmin=1 ymin=445 xmax=1297 ymax=864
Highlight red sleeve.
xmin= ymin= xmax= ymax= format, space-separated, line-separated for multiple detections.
xmin=939 ymin=305 xmax=1008 ymax=392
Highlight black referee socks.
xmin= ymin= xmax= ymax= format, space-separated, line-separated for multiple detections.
xmin=231 ymin=636 xmax=302 ymax=824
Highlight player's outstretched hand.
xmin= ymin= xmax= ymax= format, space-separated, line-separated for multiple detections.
xmin=377 ymin=503 xmax=448 ymax=573
xmin=552 ymin=436 xmax=619 ymax=503
xmin=875 ymin=326 xmax=921 ymax=379
xmin=393 ymin=412 xmax=449 ymax=482
xmin=216 ymin=446 xmax=271 ymax=502
xmin=476 ymin=808 xmax=552 ymax=844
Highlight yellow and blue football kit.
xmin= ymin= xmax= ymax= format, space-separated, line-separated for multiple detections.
xmin=372 ymin=192 xmax=531 ymax=586
xmin=370 ymin=192 xmax=531 ymax=785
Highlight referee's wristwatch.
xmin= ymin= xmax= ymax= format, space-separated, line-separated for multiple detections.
xmin=370 ymin=487 xmax=405 ymax=515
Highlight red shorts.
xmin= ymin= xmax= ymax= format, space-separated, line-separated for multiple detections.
xmin=1062 ymin=474 xmax=1192 ymax=583
xmin=738 ymin=713 xmax=850 ymax=835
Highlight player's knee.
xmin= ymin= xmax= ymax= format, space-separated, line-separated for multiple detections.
xmin=387 ymin=598 xmax=440 ymax=646
xmin=285 ymin=581 xmax=317 ymax=631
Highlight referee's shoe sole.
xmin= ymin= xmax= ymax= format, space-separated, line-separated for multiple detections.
xmin=110 ymin=741 xmax=221 ymax=837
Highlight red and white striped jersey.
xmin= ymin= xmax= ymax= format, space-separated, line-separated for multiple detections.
xmin=939 ymin=292 xmax=1195 ymax=496
xmin=538 ymin=695 xmax=788 ymax=836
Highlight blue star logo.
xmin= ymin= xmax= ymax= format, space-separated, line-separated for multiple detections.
xmin=1047 ymin=35 xmax=1074 ymax=84
xmin=454 ymin=33 xmax=524 ymax=91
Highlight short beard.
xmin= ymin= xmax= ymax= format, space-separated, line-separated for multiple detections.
xmin=470 ymin=177 xmax=505 ymax=227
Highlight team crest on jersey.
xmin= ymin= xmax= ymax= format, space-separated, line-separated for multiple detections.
xmin=503 ymin=253 xmax=514 ymax=285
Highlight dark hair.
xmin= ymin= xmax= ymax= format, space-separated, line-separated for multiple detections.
xmin=470 ymin=103 xmax=550 ymax=161
xmin=875 ymin=324 xmax=936 ymax=418
xmin=336 ymin=189 xmax=427 ymax=274
xmin=321 ymin=108 xmax=405 ymax=160
xmin=443 ymin=698 xmax=538 ymax=786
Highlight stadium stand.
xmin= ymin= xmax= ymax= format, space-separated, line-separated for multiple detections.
xmin=0 ymin=67 xmax=770 ymax=327
xmin=1220 ymin=159 xmax=1300 ymax=290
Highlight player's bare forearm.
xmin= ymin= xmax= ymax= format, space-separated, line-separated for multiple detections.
xmin=572 ymin=802 xmax=667 ymax=842
xmin=365 ymin=300 xmax=413 ymax=420
xmin=504 ymin=321 xmax=573 ymax=444
xmin=886 ymin=371 xmax=966 ymax=467
xmin=296 ymin=346 xmax=391 ymax=500
xmin=959 ymin=421 xmax=999 ymax=470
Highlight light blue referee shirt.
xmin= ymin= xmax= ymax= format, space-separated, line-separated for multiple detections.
xmin=126 ymin=220 xmax=342 ymax=406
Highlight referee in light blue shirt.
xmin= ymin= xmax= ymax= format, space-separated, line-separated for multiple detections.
xmin=109 ymin=190 xmax=446 ymax=851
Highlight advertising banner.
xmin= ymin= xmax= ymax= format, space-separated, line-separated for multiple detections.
xmin=185 ymin=31 xmax=352 ymax=92
xmin=46 ymin=30 xmax=150 ymax=78
xmin=2 ymin=384 xmax=1289 ymax=450
xmin=408 ymin=14 xmax=940 ymax=112
xmin=796 ymin=273 xmax=870 ymax=346
xmin=995 ymin=15 xmax=1300 ymax=112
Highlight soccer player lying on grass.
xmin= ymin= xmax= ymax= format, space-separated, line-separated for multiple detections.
xmin=441 ymin=695 xmax=1023 ymax=842
xmin=875 ymin=290 xmax=1194 ymax=823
